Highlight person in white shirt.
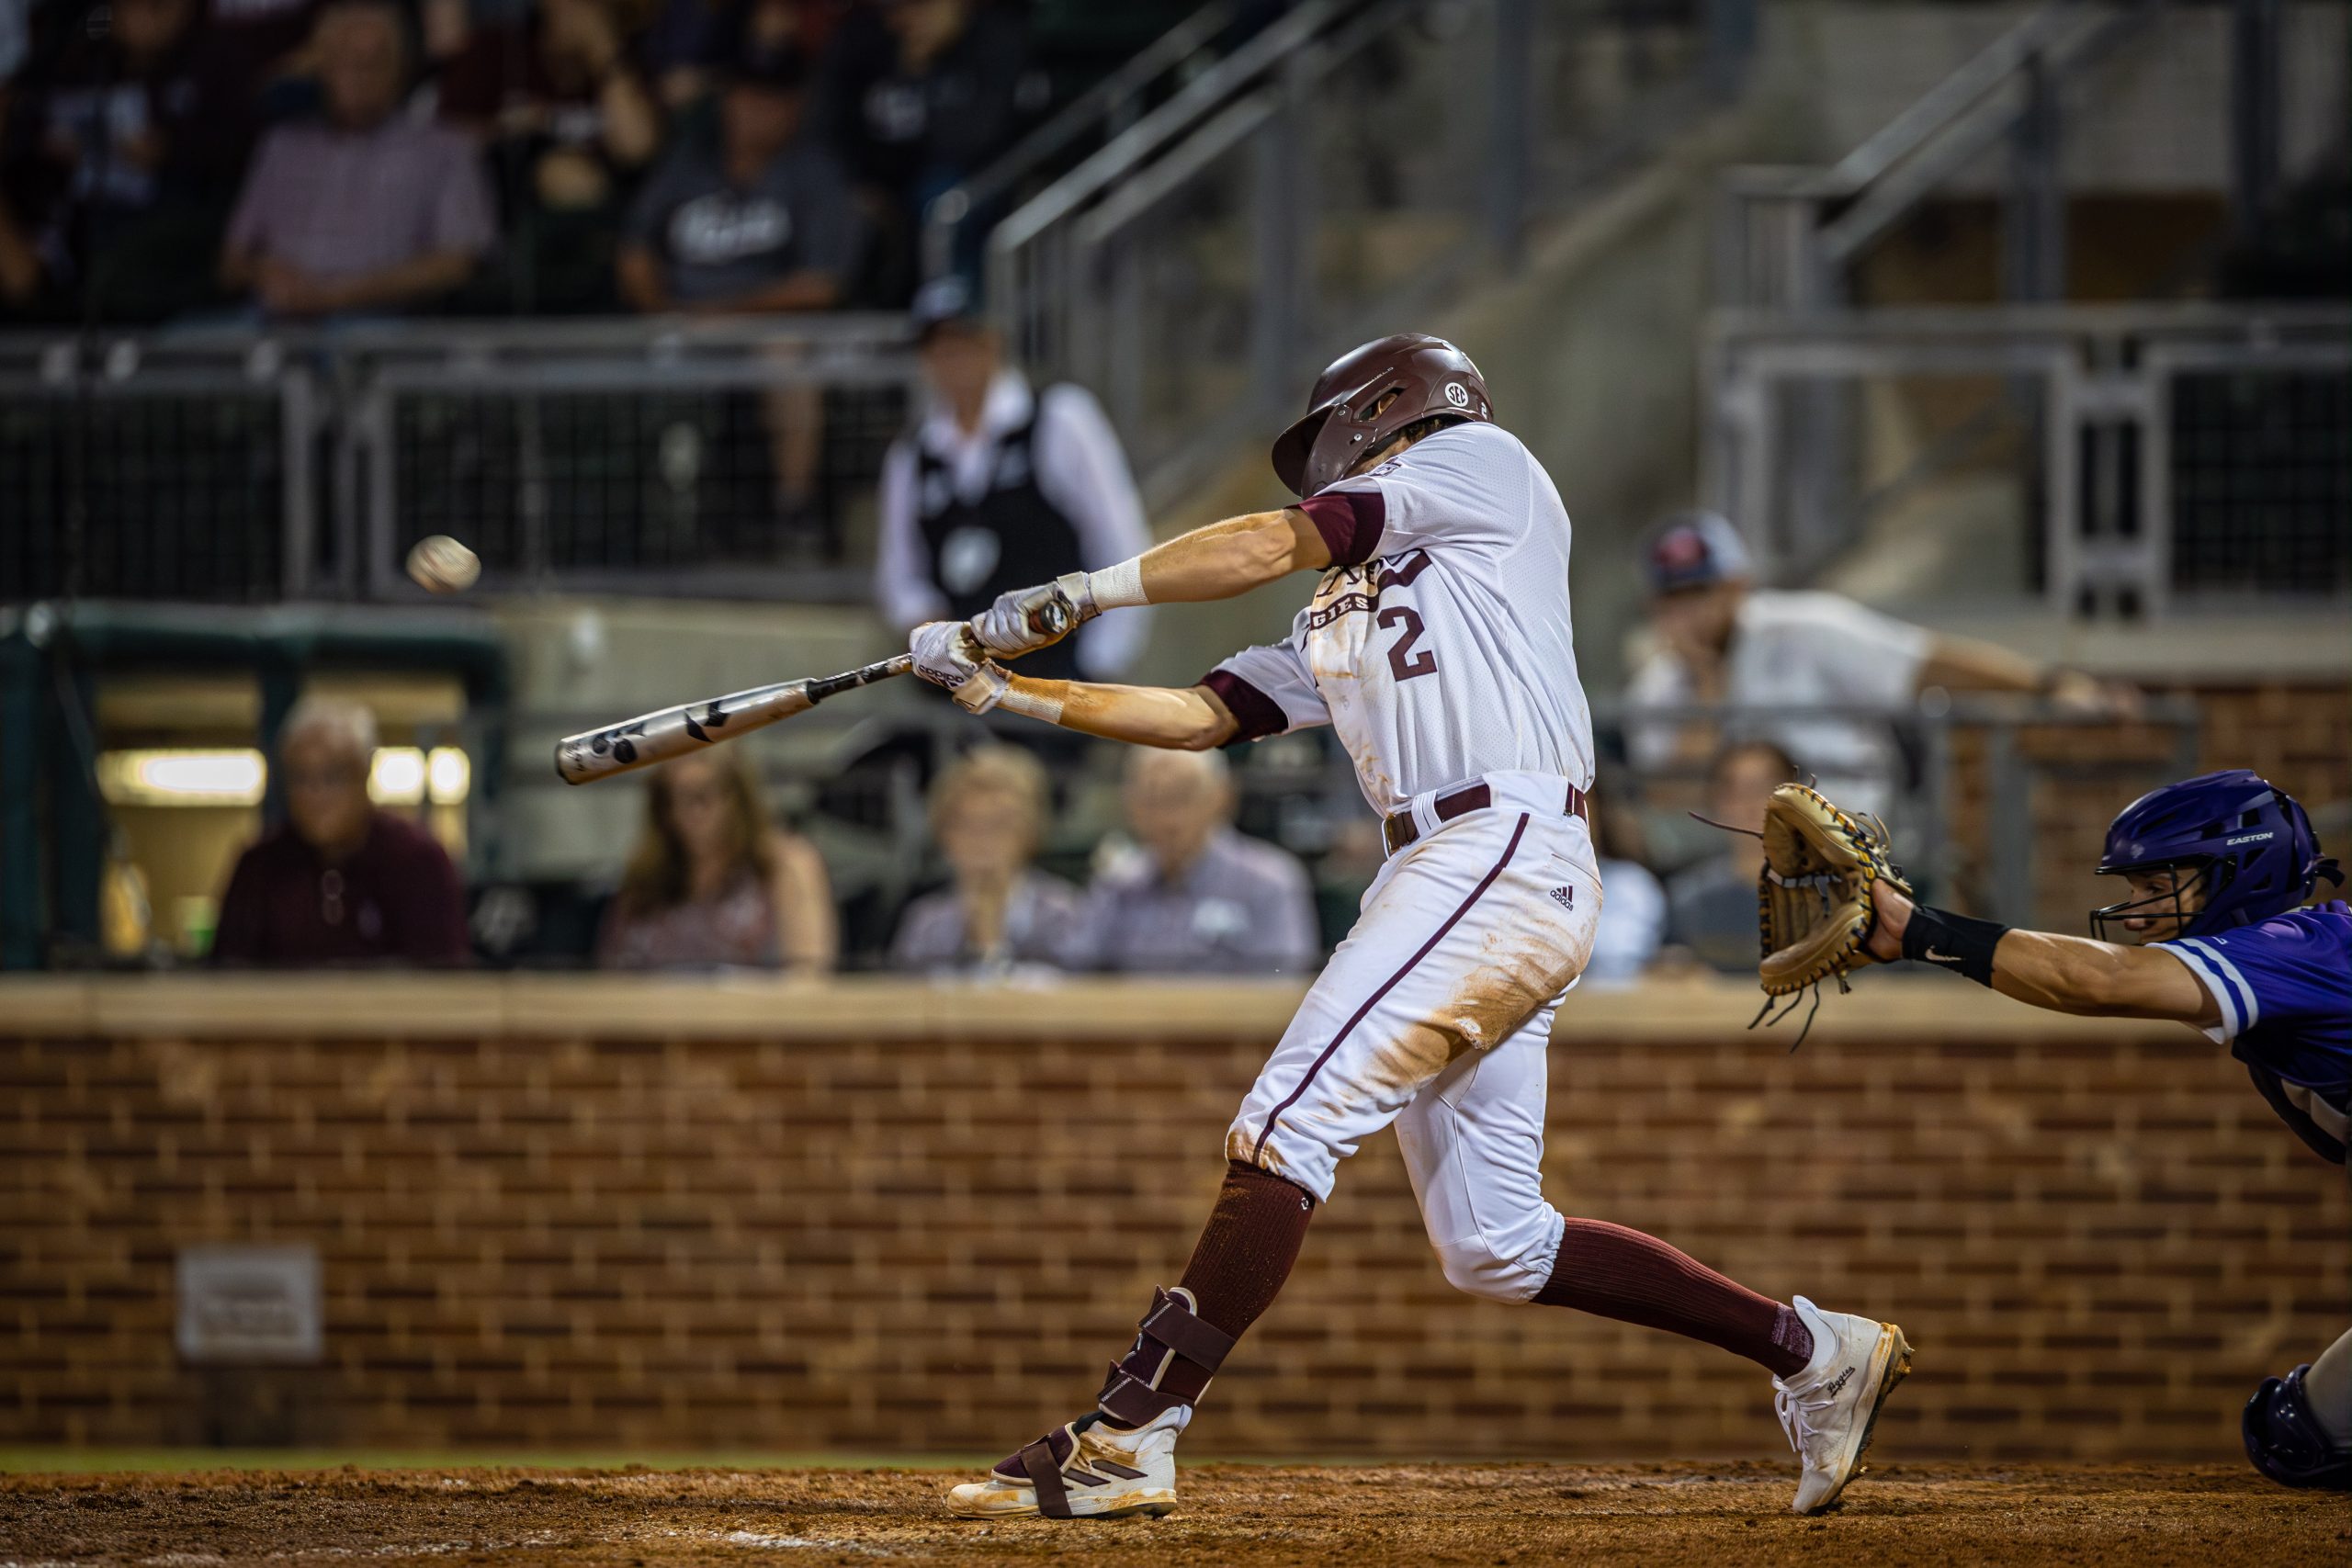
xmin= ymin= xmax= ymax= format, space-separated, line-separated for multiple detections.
xmin=874 ymin=276 xmax=1153 ymax=682
xmin=1623 ymin=511 xmax=2128 ymax=821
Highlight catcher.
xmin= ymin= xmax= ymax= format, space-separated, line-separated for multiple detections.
xmin=1759 ymin=769 xmax=2350 ymax=1490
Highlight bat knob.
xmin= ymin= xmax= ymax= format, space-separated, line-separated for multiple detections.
xmin=1035 ymin=598 xmax=1073 ymax=637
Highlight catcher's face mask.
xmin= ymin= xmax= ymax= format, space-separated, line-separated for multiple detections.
xmin=2090 ymin=863 xmax=2212 ymax=944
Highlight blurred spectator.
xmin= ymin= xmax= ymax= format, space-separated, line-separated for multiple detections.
xmin=1586 ymin=789 xmax=1665 ymax=985
xmin=1665 ymin=739 xmax=1797 ymax=975
xmin=617 ymin=39 xmax=857 ymax=530
xmin=439 ymin=0 xmax=662 ymax=197
xmin=888 ymin=742 xmax=1084 ymax=974
xmin=818 ymin=0 xmax=1031 ymax=302
xmin=219 ymin=0 xmax=495 ymax=317
xmin=0 ymin=183 xmax=33 ymax=314
xmin=1080 ymin=750 xmax=1317 ymax=977
xmin=185 ymin=0 xmax=329 ymax=144
xmin=875 ymin=275 xmax=1152 ymax=682
xmin=1623 ymin=509 xmax=2133 ymax=820
xmin=212 ymin=697 xmax=470 ymax=966
xmin=643 ymin=0 xmax=846 ymax=114
xmin=0 ymin=0 xmax=242 ymax=320
xmin=0 ymin=0 xmax=25 ymax=80
xmin=616 ymin=41 xmax=855 ymax=311
xmin=439 ymin=0 xmax=662 ymax=309
xmin=597 ymin=749 xmax=837 ymax=971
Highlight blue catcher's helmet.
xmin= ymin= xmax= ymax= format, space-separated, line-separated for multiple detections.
xmin=2092 ymin=769 xmax=2340 ymax=942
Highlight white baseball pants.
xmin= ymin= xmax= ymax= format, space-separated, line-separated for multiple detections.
xmin=1228 ymin=773 xmax=1600 ymax=1303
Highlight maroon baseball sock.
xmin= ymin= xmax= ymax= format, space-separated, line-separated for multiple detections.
xmin=1098 ymin=1160 xmax=1316 ymax=1425
xmin=1532 ymin=1217 xmax=1814 ymax=1377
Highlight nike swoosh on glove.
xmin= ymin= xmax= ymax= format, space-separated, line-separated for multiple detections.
xmin=910 ymin=621 xmax=1011 ymax=714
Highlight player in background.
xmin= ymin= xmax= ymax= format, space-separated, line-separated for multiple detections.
xmin=1623 ymin=510 xmax=2135 ymax=822
xmin=1858 ymin=769 xmax=2349 ymax=1490
xmin=904 ymin=334 xmax=1911 ymax=1520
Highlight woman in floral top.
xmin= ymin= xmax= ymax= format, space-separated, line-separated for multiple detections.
xmin=596 ymin=749 xmax=836 ymax=971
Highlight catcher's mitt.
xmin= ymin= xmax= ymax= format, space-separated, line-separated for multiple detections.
xmin=1757 ymin=783 xmax=1913 ymax=1000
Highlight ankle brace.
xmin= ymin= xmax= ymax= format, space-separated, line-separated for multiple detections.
xmin=1095 ymin=1285 xmax=1235 ymax=1427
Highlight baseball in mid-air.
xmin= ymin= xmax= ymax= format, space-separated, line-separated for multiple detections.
xmin=406 ymin=534 xmax=481 ymax=593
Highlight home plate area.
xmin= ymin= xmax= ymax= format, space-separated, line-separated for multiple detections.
xmin=2 ymin=1461 xmax=2340 ymax=1567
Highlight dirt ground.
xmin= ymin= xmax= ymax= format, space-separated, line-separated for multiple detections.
xmin=2 ymin=1461 xmax=2343 ymax=1568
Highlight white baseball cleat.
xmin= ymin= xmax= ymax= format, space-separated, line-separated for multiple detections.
xmin=1774 ymin=1294 xmax=1914 ymax=1514
xmin=944 ymin=1406 xmax=1186 ymax=1519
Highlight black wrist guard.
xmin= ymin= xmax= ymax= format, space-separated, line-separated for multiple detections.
xmin=1900 ymin=905 xmax=2008 ymax=987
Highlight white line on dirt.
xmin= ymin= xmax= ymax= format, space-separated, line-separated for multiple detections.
xmin=720 ymin=1531 xmax=894 ymax=1555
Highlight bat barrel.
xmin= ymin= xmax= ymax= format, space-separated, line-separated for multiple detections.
xmin=554 ymin=680 xmax=813 ymax=785
xmin=552 ymin=655 xmax=911 ymax=786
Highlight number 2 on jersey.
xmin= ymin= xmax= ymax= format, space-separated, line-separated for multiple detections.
xmin=1376 ymin=605 xmax=1437 ymax=681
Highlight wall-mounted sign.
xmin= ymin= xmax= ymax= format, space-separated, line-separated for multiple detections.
xmin=175 ymin=1244 xmax=322 ymax=1365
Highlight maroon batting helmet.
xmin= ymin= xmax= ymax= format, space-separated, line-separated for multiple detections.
xmin=1270 ymin=333 xmax=1493 ymax=497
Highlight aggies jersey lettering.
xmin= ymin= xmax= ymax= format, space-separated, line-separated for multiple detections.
xmin=1202 ymin=422 xmax=1594 ymax=818
xmin=2158 ymin=902 xmax=2352 ymax=1163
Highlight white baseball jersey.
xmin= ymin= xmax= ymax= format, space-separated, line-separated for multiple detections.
xmin=1201 ymin=417 xmax=1603 ymax=1293
xmin=1204 ymin=421 xmax=1593 ymax=818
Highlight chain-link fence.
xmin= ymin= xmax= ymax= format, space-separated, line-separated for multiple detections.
xmin=1702 ymin=306 xmax=2352 ymax=614
xmin=0 ymin=320 xmax=919 ymax=606
xmin=0 ymin=338 xmax=317 ymax=603
xmin=2169 ymin=365 xmax=2351 ymax=597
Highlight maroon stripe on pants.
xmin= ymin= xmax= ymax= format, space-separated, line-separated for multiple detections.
xmin=1250 ymin=812 xmax=1530 ymax=1164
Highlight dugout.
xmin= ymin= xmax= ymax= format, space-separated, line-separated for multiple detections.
xmin=0 ymin=601 xmax=510 ymax=971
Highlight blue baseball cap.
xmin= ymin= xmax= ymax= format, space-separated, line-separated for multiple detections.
xmin=1641 ymin=509 xmax=1751 ymax=595
xmin=911 ymin=275 xmax=985 ymax=343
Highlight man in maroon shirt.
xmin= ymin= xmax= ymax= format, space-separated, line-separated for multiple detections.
xmin=212 ymin=697 xmax=470 ymax=966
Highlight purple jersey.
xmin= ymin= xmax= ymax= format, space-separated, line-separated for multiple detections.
xmin=2159 ymin=901 xmax=2352 ymax=1163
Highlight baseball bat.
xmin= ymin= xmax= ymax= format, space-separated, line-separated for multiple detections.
xmin=552 ymin=600 xmax=1074 ymax=785
xmin=554 ymin=654 xmax=912 ymax=785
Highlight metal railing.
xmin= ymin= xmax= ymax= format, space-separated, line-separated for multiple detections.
xmin=988 ymin=0 xmax=1749 ymax=505
xmin=1716 ymin=0 xmax=2157 ymax=311
xmin=0 ymin=318 xmax=922 ymax=606
xmin=1600 ymin=693 xmax=2201 ymax=933
xmin=1702 ymin=304 xmax=2352 ymax=613
xmin=919 ymin=0 xmax=1243 ymax=285
xmin=0 ymin=333 xmax=322 ymax=603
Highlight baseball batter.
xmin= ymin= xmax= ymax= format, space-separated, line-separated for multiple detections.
xmin=1847 ymin=769 xmax=2349 ymax=1490
xmin=907 ymin=335 xmax=1911 ymax=1520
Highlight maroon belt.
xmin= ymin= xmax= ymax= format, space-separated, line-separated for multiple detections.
xmin=1383 ymin=780 xmax=1589 ymax=857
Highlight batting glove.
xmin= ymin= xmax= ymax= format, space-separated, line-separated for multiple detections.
xmin=970 ymin=571 xmax=1093 ymax=660
xmin=910 ymin=621 xmax=1011 ymax=714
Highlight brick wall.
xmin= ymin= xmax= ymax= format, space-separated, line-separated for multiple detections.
xmin=4 ymin=979 xmax=2345 ymax=1461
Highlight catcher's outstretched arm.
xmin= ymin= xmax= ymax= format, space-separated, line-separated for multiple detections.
xmin=1867 ymin=884 xmax=2220 ymax=1026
